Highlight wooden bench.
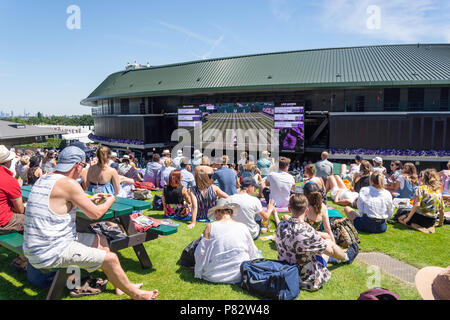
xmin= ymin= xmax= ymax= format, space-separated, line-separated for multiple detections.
xmin=0 ymin=232 xmax=68 ymax=300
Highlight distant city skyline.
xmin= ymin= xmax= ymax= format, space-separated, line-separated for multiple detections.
xmin=1 ymin=0 xmax=449 ymax=116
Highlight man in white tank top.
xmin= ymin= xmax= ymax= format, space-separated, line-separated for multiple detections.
xmin=23 ymin=146 xmax=158 ymax=300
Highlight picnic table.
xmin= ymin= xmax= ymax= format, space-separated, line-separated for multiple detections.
xmin=21 ymin=186 xmax=178 ymax=276
xmin=20 ymin=185 xmax=177 ymax=270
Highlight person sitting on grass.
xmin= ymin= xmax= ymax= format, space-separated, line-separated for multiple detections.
xmin=389 ymin=162 xmax=419 ymax=200
xmin=276 ymin=194 xmax=359 ymax=292
xmin=327 ymin=175 xmax=359 ymax=208
xmin=162 ymin=170 xmax=192 ymax=221
xmin=194 ymin=198 xmax=261 ymax=284
xmin=23 ymin=146 xmax=158 ymax=300
xmin=0 ymin=145 xmax=28 ymax=271
xmin=398 ymin=169 xmax=445 ymax=234
xmin=187 ymin=166 xmax=228 ymax=229
xmin=229 ymin=177 xmax=279 ymax=240
xmin=302 ymin=164 xmax=327 ymax=205
xmin=212 ymin=155 xmax=240 ymax=196
xmin=260 ymin=157 xmax=296 ymax=209
xmin=85 ymin=146 xmax=120 ymax=195
xmin=372 ymin=157 xmax=387 ymax=175
xmin=352 ymin=160 xmax=372 ymax=193
xmin=344 ymin=171 xmax=393 ymax=234
xmin=439 ymin=161 xmax=450 ymax=202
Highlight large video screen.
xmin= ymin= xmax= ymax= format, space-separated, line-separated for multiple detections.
xmin=275 ymin=103 xmax=305 ymax=153
xmin=177 ymin=102 xmax=304 ymax=153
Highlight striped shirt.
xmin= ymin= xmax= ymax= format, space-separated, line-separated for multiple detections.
xmin=23 ymin=174 xmax=77 ymax=269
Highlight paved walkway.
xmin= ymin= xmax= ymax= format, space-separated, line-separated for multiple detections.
xmin=357 ymin=252 xmax=419 ymax=285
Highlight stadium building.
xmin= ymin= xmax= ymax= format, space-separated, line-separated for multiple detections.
xmin=81 ymin=44 xmax=450 ymax=165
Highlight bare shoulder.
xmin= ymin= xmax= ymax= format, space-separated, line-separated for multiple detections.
xmin=203 ymin=223 xmax=212 ymax=239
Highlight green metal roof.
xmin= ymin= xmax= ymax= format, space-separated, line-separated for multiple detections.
xmin=81 ymin=44 xmax=450 ymax=105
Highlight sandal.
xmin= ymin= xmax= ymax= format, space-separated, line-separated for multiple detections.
xmin=69 ymin=277 xmax=108 ymax=298
xmin=10 ymin=256 xmax=28 ymax=273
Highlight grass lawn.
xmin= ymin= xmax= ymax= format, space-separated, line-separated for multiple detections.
xmin=0 ymin=189 xmax=447 ymax=300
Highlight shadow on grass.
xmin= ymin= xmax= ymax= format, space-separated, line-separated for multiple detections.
xmin=115 ymin=251 xmax=157 ymax=276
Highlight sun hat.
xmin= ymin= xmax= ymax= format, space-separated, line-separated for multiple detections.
xmin=373 ymin=157 xmax=383 ymax=164
xmin=54 ymin=146 xmax=86 ymax=172
xmin=111 ymin=152 xmax=117 ymax=158
xmin=207 ymin=198 xmax=241 ymax=221
xmin=122 ymin=155 xmax=130 ymax=160
xmin=162 ymin=149 xmax=170 ymax=156
xmin=415 ymin=266 xmax=450 ymax=300
xmin=0 ymin=145 xmax=16 ymax=164
xmin=193 ymin=149 xmax=202 ymax=158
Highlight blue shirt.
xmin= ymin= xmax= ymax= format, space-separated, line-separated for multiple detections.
xmin=161 ymin=166 xmax=176 ymax=187
xmin=212 ymin=167 xmax=238 ymax=196
xmin=144 ymin=161 xmax=162 ymax=186
xmin=181 ymin=169 xmax=196 ymax=189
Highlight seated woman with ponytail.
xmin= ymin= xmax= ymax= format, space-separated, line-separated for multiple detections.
xmin=344 ymin=171 xmax=394 ymax=234
xmin=85 ymin=146 xmax=120 ymax=195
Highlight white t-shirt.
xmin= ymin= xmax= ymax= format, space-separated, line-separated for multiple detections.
xmin=349 ymin=164 xmax=360 ymax=176
xmin=266 ymin=171 xmax=295 ymax=208
xmin=229 ymin=193 xmax=264 ymax=239
xmin=357 ymin=186 xmax=394 ymax=220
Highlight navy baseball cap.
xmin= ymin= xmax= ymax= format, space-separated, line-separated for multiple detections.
xmin=241 ymin=177 xmax=258 ymax=188
xmin=55 ymin=146 xmax=86 ymax=172
xmin=355 ymin=155 xmax=363 ymax=161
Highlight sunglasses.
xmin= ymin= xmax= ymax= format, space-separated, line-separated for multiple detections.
xmin=77 ymin=162 xmax=87 ymax=168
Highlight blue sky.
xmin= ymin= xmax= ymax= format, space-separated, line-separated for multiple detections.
xmin=0 ymin=0 xmax=449 ymax=116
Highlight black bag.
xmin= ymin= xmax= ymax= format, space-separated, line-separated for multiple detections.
xmin=152 ymin=195 xmax=163 ymax=211
xmin=388 ymin=208 xmax=411 ymax=224
xmin=178 ymin=237 xmax=201 ymax=270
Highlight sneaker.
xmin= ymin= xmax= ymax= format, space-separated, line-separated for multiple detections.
xmin=345 ymin=243 xmax=359 ymax=265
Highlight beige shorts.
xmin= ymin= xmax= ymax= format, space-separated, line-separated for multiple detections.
xmin=51 ymin=233 xmax=106 ymax=273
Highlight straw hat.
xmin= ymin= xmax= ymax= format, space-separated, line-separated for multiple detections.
xmin=0 ymin=145 xmax=16 ymax=164
xmin=207 ymin=198 xmax=241 ymax=221
xmin=415 ymin=266 xmax=450 ymax=300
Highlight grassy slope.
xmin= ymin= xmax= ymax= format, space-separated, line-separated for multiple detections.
xmin=1 ymin=188 xmax=448 ymax=300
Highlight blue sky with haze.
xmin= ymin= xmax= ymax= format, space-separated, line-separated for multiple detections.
xmin=1 ymin=0 xmax=449 ymax=116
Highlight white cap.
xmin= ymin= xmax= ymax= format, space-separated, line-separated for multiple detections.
xmin=373 ymin=157 xmax=383 ymax=164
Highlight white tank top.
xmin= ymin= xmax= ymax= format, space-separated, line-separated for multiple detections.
xmin=23 ymin=174 xmax=77 ymax=269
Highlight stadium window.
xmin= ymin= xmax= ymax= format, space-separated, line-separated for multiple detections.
xmin=356 ymin=96 xmax=365 ymax=112
xmin=408 ymin=88 xmax=424 ymax=111
xmin=140 ymin=98 xmax=146 ymax=114
xmin=440 ymin=87 xmax=449 ymax=110
xmin=109 ymin=99 xmax=114 ymax=114
xmin=384 ymin=88 xmax=400 ymax=111
xmin=120 ymin=98 xmax=130 ymax=114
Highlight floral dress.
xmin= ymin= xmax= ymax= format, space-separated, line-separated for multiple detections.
xmin=276 ymin=218 xmax=331 ymax=291
xmin=415 ymin=185 xmax=444 ymax=219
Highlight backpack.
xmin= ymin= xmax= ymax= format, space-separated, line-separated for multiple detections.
xmin=240 ymin=259 xmax=300 ymax=300
xmin=134 ymin=181 xmax=155 ymax=190
xmin=152 ymin=195 xmax=163 ymax=211
xmin=177 ymin=237 xmax=202 ymax=270
xmin=330 ymin=217 xmax=360 ymax=248
xmin=357 ymin=288 xmax=400 ymax=300
xmin=133 ymin=188 xmax=152 ymax=200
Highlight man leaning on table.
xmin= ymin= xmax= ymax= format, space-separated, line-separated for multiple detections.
xmin=23 ymin=146 xmax=158 ymax=300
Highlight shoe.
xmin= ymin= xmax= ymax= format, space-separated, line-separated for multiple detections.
xmin=345 ymin=243 xmax=359 ymax=264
